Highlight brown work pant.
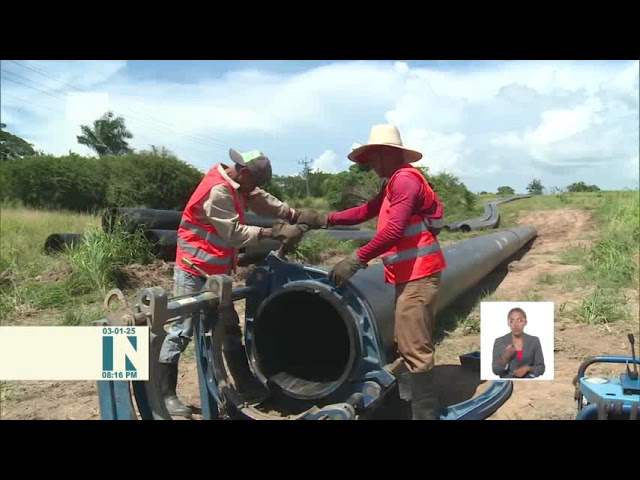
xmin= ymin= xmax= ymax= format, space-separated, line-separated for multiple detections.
xmin=394 ymin=272 xmax=441 ymax=373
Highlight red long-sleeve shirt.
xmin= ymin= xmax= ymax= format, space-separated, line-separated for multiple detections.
xmin=328 ymin=167 xmax=436 ymax=263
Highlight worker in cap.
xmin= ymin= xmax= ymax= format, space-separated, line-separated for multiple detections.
xmin=296 ymin=124 xmax=447 ymax=420
xmin=159 ymin=148 xmax=305 ymax=417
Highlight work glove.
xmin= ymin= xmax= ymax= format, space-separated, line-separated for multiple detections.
xmin=296 ymin=209 xmax=328 ymax=229
xmin=328 ymin=252 xmax=367 ymax=287
xmin=269 ymin=219 xmax=306 ymax=245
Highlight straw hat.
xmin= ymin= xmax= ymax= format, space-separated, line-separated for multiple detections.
xmin=348 ymin=124 xmax=422 ymax=164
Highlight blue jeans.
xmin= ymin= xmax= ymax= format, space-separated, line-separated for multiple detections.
xmin=159 ymin=268 xmax=206 ymax=364
xmin=159 ymin=267 xmax=244 ymax=364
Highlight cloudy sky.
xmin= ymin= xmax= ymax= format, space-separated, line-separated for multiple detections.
xmin=1 ymin=59 xmax=638 ymax=193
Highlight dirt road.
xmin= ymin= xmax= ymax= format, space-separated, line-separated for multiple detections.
xmin=431 ymin=208 xmax=638 ymax=420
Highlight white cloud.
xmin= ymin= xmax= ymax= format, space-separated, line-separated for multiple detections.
xmin=312 ymin=150 xmax=348 ymax=174
xmin=1 ymin=59 xmax=638 ymax=193
xmin=66 ymin=92 xmax=111 ymax=124
xmin=404 ymin=130 xmax=468 ymax=175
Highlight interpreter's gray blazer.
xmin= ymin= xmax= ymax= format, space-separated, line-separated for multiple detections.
xmin=491 ymin=332 xmax=545 ymax=378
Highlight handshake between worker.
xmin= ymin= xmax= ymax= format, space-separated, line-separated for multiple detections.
xmin=294 ymin=209 xmax=368 ymax=288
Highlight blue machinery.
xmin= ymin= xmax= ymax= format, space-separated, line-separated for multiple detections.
xmin=573 ymin=334 xmax=640 ymax=420
xmin=95 ymin=225 xmax=639 ymax=420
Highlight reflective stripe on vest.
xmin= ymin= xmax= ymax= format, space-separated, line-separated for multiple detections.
xmin=383 ymin=239 xmax=442 ymax=265
xmin=426 ymin=217 xmax=444 ymax=229
xmin=176 ymin=237 xmax=232 ymax=267
xmin=179 ymin=219 xmax=232 ymax=249
xmin=404 ymin=217 xmax=444 ymax=236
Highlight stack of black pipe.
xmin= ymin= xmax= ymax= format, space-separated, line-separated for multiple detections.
xmin=44 ymin=207 xmax=374 ymax=263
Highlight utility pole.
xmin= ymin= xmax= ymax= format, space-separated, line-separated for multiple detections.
xmin=298 ymin=157 xmax=313 ymax=197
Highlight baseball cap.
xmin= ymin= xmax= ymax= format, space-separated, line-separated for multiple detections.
xmin=228 ymin=148 xmax=273 ymax=186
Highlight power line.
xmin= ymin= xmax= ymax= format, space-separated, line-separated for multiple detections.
xmin=1 ymin=87 xmax=225 ymax=160
xmin=1 ymin=71 xmax=230 ymax=157
xmin=5 ymin=60 xmax=253 ymax=152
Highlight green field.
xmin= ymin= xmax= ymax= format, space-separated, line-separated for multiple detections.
xmin=0 ymin=190 xmax=637 ymax=328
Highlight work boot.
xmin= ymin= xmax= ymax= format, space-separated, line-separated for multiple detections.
xmin=395 ymin=370 xmax=413 ymax=419
xmin=410 ymin=369 xmax=439 ymax=420
xmin=158 ymin=362 xmax=193 ymax=418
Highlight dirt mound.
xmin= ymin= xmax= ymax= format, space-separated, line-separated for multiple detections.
xmin=34 ymin=261 xmax=73 ymax=283
xmin=118 ymin=261 xmax=176 ymax=292
xmin=1 ymin=380 xmax=100 ymax=420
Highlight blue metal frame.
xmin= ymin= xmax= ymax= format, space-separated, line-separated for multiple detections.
xmin=95 ymin=256 xmax=517 ymax=420
xmin=439 ymin=380 xmax=513 ymax=420
xmin=575 ymin=355 xmax=640 ymax=420
xmin=97 ymin=381 xmax=137 ymax=420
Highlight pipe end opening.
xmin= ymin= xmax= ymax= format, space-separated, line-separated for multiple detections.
xmin=252 ymin=284 xmax=357 ymax=400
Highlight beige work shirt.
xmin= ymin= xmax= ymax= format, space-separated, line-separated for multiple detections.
xmin=193 ymin=164 xmax=293 ymax=248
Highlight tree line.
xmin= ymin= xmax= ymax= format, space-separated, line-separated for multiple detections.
xmin=0 ymin=112 xmax=600 ymax=215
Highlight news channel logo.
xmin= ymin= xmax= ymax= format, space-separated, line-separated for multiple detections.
xmin=0 ymin=326 xmax=150 ymax=381
xmin=101 ymin=326 xmax=150 ymax=380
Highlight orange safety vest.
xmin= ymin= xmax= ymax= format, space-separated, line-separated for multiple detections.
xmin=378 ymin=166 xmax=447 ymax=284
xmin=176 ymin=164 xmax=246 ymax=277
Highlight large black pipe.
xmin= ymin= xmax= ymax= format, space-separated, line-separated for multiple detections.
xmin=444 ymin=195 xmax=531 ymax=233
xmin=144 ymin=229 xmax=376 ymax=262
xmin=249 ymin=226 xmax=538 ymax=400
xmin=102 ymin=207 xmax=360 ymax=233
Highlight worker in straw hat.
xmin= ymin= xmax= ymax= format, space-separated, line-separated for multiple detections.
xmin=159 ymin=148 xmax=306 ymax=418
xmin=296 ymin=124 xmax=447 ymax=420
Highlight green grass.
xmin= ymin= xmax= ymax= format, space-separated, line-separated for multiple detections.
xmin=0 ymin=203 xmax=154 ymax=324
xmin=61 ymin=303 xmax=109 ymax=326
xmin=565 ymin=191 xmax=639 ymax=325
xmin=0 ymin=202 xmax=100 ymax=321
xmin=580 ymin=191 xmax=639 ymax=289
xmin=289 ymin=197 xmax=331 ymax=211
xmin=0 ymin=380 xmax=14 ymax=403
xmin=527 ymin=190 xmax=639 ymax=325
xmin=0 ymin=200 xmax=100 ymax=282
xmin=436 ymin=190 xmax=639 ymax=333
xmin=2 ymin=190 xmax=636 ymax=329
xmin=291 ymin=231 xmax=356 ymax=264
xmin=575 ymin=287 xmax=630 ymax=325
xmin=66 ymin=221 xmax=155 ymax=293
xmin=537 ymin=273 xmax=558 ymax=285
xmin=557 ymin=245 xmax=590 ymax=265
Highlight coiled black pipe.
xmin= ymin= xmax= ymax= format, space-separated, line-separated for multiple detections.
xmin=248 ymin=226 xmax=538 ymax=400
xmin=444 ymin=195 xmax=531 ymax=233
